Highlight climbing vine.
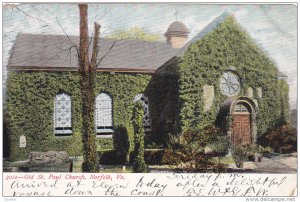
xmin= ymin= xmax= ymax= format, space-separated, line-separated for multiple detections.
xmin=132 ymin=102 xmax=147 ymax=172
xmin=148 ymin=16 xmax=289 ymax=143
xmin=5 ymin=16 xmax=289 ymax=161
xmin=6 ymin=71 xmax=151 ymax=160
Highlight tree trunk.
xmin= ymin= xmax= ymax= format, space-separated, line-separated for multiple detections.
xmin=79 ymin=4 xmax=100 ymax=172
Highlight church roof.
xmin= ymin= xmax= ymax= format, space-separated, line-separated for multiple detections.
xmin=8 ymin=11 xmax=284 ymax=76
xmin=8 ymin=33 xmax=178 ymax=73
xmin=178 ymin=11 xmax=231 ymax=55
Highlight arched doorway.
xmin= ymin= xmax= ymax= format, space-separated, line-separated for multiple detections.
xmin=217 ymin=97 xmax=258 ymax=147
xmin=232 ymin=102 xmax=252 ymax=146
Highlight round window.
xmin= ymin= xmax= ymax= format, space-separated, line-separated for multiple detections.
xmin=220 ymin=71 xmax=241 ymax=96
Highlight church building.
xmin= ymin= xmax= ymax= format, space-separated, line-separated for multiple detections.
xmin=5 ymin=12 xmax=289 ymax=160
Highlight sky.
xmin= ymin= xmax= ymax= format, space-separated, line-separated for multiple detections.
xmin=2 ymin=3 xmax=297 ymax=109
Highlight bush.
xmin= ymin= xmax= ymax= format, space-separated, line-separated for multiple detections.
xmin=113 ymin=126 xmax=130 ymax=164
xmin=260 ymin=146 xmax=273 ymax=155
xmin=258 ymin=125 xmax=297 ymax=154
xmin=99 ymin=149 xmax=184 ymax=165
xmin=160 ymin=149 xmax=186 ymax=165
xmin=169 ymin=125 xmax=230 ymax=172
xmin=231 ymin=145 xmax=256 ymax=168
xmin=142 ymin=150 xmax=164 ymax=165
xmin=98 ymin=150 xmax=120 ymax=165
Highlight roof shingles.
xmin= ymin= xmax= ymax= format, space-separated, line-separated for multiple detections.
xmin=8 ymin=33 xmax=178 ymax=73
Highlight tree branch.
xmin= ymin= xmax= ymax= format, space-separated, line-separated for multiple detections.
xmin=55 ymin=17 xmax=79 ymax=57
xmin=48 ymin=45 xmax=77 ymax=62
xmin=96 ymin=5 xmax=108 ymax=21
xmin=14 ymin=5 xmax=49 ymax=26
xmin=95 ymin=40 xmax=117 ymax=67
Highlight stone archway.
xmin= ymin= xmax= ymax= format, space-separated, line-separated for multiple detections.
xmin=218 ymin=97 xmax=258 ymax=146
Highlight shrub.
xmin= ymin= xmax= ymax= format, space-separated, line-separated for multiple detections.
xmin=258 ymin=125 xmax=297 ymax=154
xmin=130 ymin=149 xmax=184 ymax=165
xmin=145 ymin=142 xmax=164 ymax=149
xmin=170 ymin=125 xmax=230 ymax=172
xmin=132 ymin=102 xmax=148 ymax=172
xmin=231 ymin=145 xmax=256 ymax=168
xmin=260 ymin=146 xmax=273 ymax=155
xmin=98 ymin=150 xmax=119 ymax=165
xmin=113 ymin=126 xmax=130 ymax=164
xmin=143 ymin=149 xmax=164 ymax=165
xmin=160 ymin=149 xmax=186 ymax=165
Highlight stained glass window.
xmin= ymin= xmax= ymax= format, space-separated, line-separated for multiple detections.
xmin=95 ymin=93 xmax=113 ymax=133
xmin=54 ymin=93 xmax=72 ymax=135
xmin=134 ymin=93 xmax=151 ymax=132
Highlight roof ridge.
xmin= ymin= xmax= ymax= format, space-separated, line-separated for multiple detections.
xmin=9 ymin=31 xmax=178 ymax=72
xmin=17 ymin=32 xmax=172 ymax=46
xmin=178 ymin=11 xmax=231 ymax=55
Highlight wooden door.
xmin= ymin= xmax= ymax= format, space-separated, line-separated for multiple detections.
xmin=232 ymin=114 xmax=251 ymax=146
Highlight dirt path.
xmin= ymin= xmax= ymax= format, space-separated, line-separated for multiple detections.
xmin=253 ymin=154 xmax=297 ymax=173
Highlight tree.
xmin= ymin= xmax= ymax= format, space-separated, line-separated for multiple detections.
xmin=109 ymin=27 xmax=161 ymax=41
xmin=7 ymin=4 xmax=113 ymax=172
xmin=78 ymin=4 xmax=100 ymax=172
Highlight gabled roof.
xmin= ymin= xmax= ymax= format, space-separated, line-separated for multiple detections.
xmin=178 ymin=11 xmax=230 ymax=55
xmin=8 ymin=33 xmax=178 ymax=73
xmin=8 ymin=11 xmax=285 ymax=77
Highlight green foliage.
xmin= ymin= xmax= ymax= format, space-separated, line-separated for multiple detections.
xmin=231 ymin=145 xmax=256 ymax=168
xmin=113 ymin=125 xmax=130 ymax=163
xmin=109 ymin=27 xmax=161 ymax=41
xmin=148 ymin=16 xmax=289 ymax=140
xmin=160 ymin=149 xmax=185 ymax=165
xmin=6 ymin=71 xmax=151 ymax=161
xmin=142 ymin=149 xmax=184 ymax=165
xmin=179 ymin=125 xmax=223 ymax=155
xmin=98 ymin=150 xmax=123 ymax=165
xmin=278 ymin=80 xmax=290 ymax=125
xmin=258 ymin=125 xmax=297 ymax=154
xmin=209 ymin=135 xmax=230 ymax=155
xmin=3 ymin=107 xmax=10 ymax=158
xmin=6 ymin=72 xmax=83 ymax=161
xmin=132 ymin=102 xmax=148 ymax=172
xmin=95 ymin=72 xmax=151 ymax=150
xmin=5 ymin=16 xmax=290 ymax=163
xmin=167 ymin=125 xmax=229 ymax=172
xmin=146 ymin=60 xmax=181 ymax=143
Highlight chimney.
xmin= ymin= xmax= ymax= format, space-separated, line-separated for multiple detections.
xmin=164 ymin=21 xmax=190 ymax=48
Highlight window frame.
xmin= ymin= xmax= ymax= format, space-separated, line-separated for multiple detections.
xmin=133 ymin=93 xmax=151 ymax=132
xmin=95 ymin=92 xmax=114 ymax=136
xmin=53 ymin=93 xmax=72 ymax=136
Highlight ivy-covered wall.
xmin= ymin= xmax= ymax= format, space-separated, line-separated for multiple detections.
xmin=6 ymin=71 xmax=151 ymax=160
xmin=149 ymin=16 xmax=289 ymax=142
xmin=5 ymin=15 xmax=290 ymax=160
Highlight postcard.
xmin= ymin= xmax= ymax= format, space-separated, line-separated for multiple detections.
xmin=1 ymin=2 xmax=298 ymax=200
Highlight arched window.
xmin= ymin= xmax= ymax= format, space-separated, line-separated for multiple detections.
xmin=95 ymin=93 xmax=113 ymax=134
xmin=54 ymin=93 xmax=72 ymax=135
xmin=134 ymin=93 xmax=151 ymax=132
